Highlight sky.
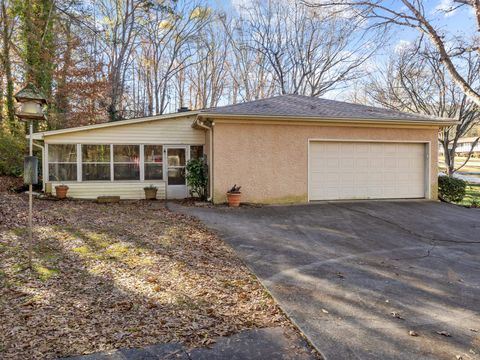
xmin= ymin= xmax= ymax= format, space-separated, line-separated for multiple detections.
xmin=203 ymin=0 xmax=474 ymax=102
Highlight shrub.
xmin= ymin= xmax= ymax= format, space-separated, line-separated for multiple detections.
xmin=438 ymin=175 xmax=466 ymax=203
xmin=0 ymin=133 xmax=26 ymax=177
xmin=186 ymin=157 xmax=208 ymax=200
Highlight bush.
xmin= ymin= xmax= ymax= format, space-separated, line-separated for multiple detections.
xmin=0 ymin=133 xmax=26 ymax=177
xmin=438 ymin=175 xmax=466 ymax=203
xmin=186 ymin=157 xmax=208 ymax=200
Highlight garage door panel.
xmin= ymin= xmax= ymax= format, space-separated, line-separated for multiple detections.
xmin=309 ymin=141 xmax=426 ymax=200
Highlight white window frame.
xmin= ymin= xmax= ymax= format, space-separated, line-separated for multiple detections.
xmin=144 ymin=144 xmax=164 ymax=182
xmin=81 ymin=144 xmax=112 ymax=182
xmin=112 ymin=144 xmax=141 ymax=182
xmin=46 ymin=143 xmax=78 ymax=182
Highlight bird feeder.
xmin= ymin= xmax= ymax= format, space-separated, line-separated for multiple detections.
xmin=14 ymin=83 xmax=47 ymax=121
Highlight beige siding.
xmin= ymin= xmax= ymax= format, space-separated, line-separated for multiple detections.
xmin=44 ymin=116 xmax=205 ymax=144
xmin=50 ymin=181 xmax=166 ymax=200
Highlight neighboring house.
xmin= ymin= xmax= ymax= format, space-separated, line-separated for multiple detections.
xmin=438 ymin=137 xmax=480 ymax=156
xmin=32 ymin=95 xmax=455 ymax=204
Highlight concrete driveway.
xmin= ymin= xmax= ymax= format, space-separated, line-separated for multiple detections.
xmin=176 ymin=201 xmax=480 ymax=360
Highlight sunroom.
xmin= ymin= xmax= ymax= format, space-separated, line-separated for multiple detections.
xmin=32 ymin=112 xmax=206 ymax=199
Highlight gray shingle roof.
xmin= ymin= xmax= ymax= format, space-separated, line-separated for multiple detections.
xmin=202 ymin=94 xmax=452 ymax=122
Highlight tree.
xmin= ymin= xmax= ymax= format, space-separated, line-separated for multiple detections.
xmin=237 ymin=0 xmax=381 ymax=97
xmin=0 ymin=0 xmax=16 ymax=133
xmin=304 ymin=0 xmax=480 ymax=106
xmin=363 ymin=41 xmax=480 ymax=175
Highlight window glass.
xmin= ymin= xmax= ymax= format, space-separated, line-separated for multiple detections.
xmin=113 ymin=145 xmax=139 ymax=180
xmin=48 ymin=144 xmax=77 ymax=181
xmin=145 ymin=145 xmax=163 ymax=163
xmin=82 ymin=145 xmax=111 ymax=181
xmin=145 ymin=145 xmax=163 ymax=180
xmin=82 ymin=145 xmax=110 ymax=162
xmin=82 ymin=164 xmax=111 ymax=181
xmin=49 ymin=144 xmax=77 ymax=162
xmin=48 ymin=164 xmax=77 ymax=181
xmin=114 ymin=145 xmax=139 ymax=162
xmin=190 ymin=145 xmax=204 ymax=160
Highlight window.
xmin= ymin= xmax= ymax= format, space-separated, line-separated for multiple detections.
xmin=82 ymin=145 xmax=111 ymax=181
xmin=48 ymin=144 xmax=77 ymax=181
xmin=190 ymin=145 xmax=204 ymax=160
xmin=144 ymin=145 xmax=163 ymax=180
xmin=114 ymin=145 xmax=140 ymax=180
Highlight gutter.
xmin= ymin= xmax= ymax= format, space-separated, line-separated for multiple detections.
xmin=192 ymin=119 xmax=214 ymax=202
xmin=33 ymin=141 xmax=46 ymax=191
xmin=197 ymin=113 xmax=458 ymax=127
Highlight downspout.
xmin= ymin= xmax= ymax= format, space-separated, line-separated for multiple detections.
xmin=194 ymin=119 xmax=214 ymax=202
xmin=33 ymin=141 xmax=45 ymax=191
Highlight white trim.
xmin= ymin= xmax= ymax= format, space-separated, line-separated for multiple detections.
xmin=140 ymin=144 xmax=145 ymax=182
xmin=110 ymin=144 xmax=114 ymax=182
xmin=76 ymin=144 xmax=82 ymax=182
xmin=307 ymin=139 xmax=432 ymax=201
xmin=45 ymin=143 xmax=49 ymax=183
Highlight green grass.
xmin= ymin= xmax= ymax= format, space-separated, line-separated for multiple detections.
xmin=456 ymin=184 xmax=480 ymax=207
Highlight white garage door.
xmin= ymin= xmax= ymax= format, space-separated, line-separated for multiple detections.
xmin=309 ymin=141 xmax=426 ymax=201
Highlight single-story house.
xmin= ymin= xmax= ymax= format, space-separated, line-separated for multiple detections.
xmin=31 ymin=95 xmax=455 ymax=204
xmin=439 ymin=137 xmax=480 ymax=156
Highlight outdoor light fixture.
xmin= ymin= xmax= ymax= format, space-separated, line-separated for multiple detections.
xmin=14 ymin=83 xmax=47 ymax=267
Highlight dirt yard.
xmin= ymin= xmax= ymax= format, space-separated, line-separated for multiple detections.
xmin=0 ymin=185 xmax=289 ymax=359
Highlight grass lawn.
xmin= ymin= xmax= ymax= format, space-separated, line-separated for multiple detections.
xmin=456 ymin=184 xmax=480 ymax=207
xmin=0 ymin=190 xmax=289 ymax=359
xmin=438 ymin=156 xmax=480 ymax=173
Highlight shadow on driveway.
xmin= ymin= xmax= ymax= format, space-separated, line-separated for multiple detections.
xmin=173 ymin=201 xmax=480 ymax=360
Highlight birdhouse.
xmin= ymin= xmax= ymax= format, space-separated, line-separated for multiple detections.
xmin=14 ymin=83 xmax=47 ymax=121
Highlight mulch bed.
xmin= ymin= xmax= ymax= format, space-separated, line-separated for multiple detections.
xmin=0 ymin=191 xmax=289 ymax=359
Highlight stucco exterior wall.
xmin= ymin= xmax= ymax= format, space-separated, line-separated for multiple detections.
xmin=211 ymin=121 xmax=438 ymax=204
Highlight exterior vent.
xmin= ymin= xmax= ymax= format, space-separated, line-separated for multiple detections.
xmin=177 ymin=106 xmax=190 ymax=113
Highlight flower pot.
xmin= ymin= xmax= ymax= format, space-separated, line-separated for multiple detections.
xmin=55 ymin=185 xmax=69 ymax=199
xmin=144 ymin=188 xmax=158 ymax=200
xmin=226 ymin=192 xmax=241 ymax=207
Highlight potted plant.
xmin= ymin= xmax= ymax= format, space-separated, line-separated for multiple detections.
xmin=226 ymin=184 xmax=241 ymax=207
xmin=55 ymin=184 xmax=69 ymax=199
xmin=144 ymin=185 xmax=158 ymax=200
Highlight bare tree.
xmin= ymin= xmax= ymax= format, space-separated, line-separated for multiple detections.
xmin=0 ymin=0 xmax=16 ymax=132
xmin=222 ymin=15 xmax=276 ymax=103
xmin=363 ymin=42 xmax=480 ymax=175
xmin=237 ymin=0 xmax=381 ymax=97
xmin=97 ymin=0 xmax=145 ymax=121
xmin=304 ymin=0 xmax=480 ymax=107
xmin=185 ymin=18 xmax=230 ymax=109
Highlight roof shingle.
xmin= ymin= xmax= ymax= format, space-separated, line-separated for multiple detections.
xmin=203 ymin=94 xmax=451 ymax=122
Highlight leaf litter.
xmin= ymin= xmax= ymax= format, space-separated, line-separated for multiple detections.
xmin=0 ymin=191 xmax=290 ymax=359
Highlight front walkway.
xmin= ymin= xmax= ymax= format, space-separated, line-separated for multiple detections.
xmin=60 ymin=327 xmax=317 ymax=360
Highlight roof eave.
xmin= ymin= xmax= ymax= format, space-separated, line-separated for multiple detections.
xmin=198 ymin=112 xmax=458 ymax=126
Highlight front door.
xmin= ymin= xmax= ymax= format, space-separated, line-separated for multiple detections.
xmin=165 ymin=146 xmax=187 ymax=198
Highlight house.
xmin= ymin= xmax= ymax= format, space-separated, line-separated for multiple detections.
xmin=440 ymin=137 xmax=480 ymax=156
xmin=31 ymin=95 xmax=455 ymax=204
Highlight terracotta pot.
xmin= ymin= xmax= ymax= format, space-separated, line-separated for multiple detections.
xmin=144 ymin=188 xmax=158 ymax=200
xmin=55 ymin=185 xmax=69 ymax=199
xmin=226 ymin=192 xmax=241 ymax=207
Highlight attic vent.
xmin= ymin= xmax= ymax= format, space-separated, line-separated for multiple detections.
xmin=177 ymin=106 xmax=190 ymax=113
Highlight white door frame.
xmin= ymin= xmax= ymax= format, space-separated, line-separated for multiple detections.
xmin=164 ymin=145 xmax=189 ymax=198
xmin=307 ymin=139 xmax=431 ymax=202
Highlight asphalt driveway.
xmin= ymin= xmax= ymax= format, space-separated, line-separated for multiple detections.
xmin=175 ymin=201 xmax=480 ymax=360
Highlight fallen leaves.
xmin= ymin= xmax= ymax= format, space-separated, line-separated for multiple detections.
xmin=408 ymin=330 xmax=419 ymax=337
xmin=0 ymin=192 xmax=289 ymax=359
